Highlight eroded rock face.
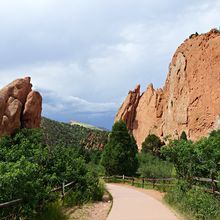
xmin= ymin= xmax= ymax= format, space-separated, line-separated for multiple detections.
xmin=0 ymin=77 xmax=42 ymax=136
xmin=115 ymin=29 xmax=220 ymax=149
xmin=115 ymin=84 xmax=140 ymax=131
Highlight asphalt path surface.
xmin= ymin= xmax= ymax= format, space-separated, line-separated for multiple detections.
xmin=107 ymin=183 xmax=180 ymax=220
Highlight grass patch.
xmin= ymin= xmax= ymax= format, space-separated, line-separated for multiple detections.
xmin=36 ymin=202 xmax=67 ymax=220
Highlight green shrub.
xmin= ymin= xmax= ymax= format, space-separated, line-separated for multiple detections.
xmin=161 ymin=140 xmax=195 ymax=180
xmin=165 ymin=182 xmax=220 ymax=219
xmin=163 ymin=132 xmax=220 ymax=219
xmin=137 ymin=152 xmax=175 ymax=178
xmin=162 ymin=131 xmax=220 ymax=180
xmin=0 ymin=130 xmax=53 ymax=218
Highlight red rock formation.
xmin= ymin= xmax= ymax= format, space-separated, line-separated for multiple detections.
xmin=115 ymin=85 xmax=140 ymax=130
xmin=0 ymin=77 xmax=42 ymax=136
xmin=115 ymin=29 xmax=220 ymax=149
xmin=23 ymin=91 xmax=42 ymax=128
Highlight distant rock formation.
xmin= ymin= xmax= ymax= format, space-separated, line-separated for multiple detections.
xmin=0 ymin=77 xmax=42 ymax=136
xmin=115 ymin=29 xmax=220 ymax=149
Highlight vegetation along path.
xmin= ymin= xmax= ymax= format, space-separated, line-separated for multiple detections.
xmin=107 ymin=183 xmax=179 ymax=220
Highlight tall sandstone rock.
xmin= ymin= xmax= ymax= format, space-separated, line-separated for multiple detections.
xmin=115 ymin=29 xmax=220 ymax=149
xmin=0 ymin=77 xmax=42 ymax=136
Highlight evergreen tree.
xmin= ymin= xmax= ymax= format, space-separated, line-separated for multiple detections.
xmin=180 ymin=131 xmax=187 ymax=140
xmin=101 ymin=121 xmax=138 ymax=176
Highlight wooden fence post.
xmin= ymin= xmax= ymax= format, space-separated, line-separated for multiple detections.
xmin=132 ymin=178 xmax=134 ymax=186
xmin=123 ymin=175 xmax=125 ymax=184
xmin=62 ymin=182 xmax=65 ymax=199
xmin=142 ymin=178 xmax=144 ymax=188
xmin=212 ymin=175 xmax=218 ymax=195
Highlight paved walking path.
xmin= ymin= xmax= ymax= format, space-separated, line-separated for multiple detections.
xmin=107 ymin=184 xmax=180 ymax=220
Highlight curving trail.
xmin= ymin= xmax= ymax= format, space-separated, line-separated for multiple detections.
xmin=107 ymin=183 xmax=180 ymax=220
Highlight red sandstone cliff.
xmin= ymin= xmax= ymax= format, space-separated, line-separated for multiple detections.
xmin=115 ymin=29 xmax=220 ymax=148
xmin=0 ymin=77 xmax=42 ymax=136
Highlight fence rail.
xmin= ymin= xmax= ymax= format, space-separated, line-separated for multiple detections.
xmin=0 ymin=199 xmax=23 ymax=209
xmin=193 ymin=177 xmax=219 ymax=183
xmin=193 ymin=176 xmax=219 ymax=195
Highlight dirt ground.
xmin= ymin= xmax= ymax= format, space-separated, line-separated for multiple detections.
xmin=65 ymin=200 xmax=111 ymax=220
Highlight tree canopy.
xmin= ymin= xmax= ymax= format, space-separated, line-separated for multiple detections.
xmin=141 ymin=134 xmax=162 ymax=156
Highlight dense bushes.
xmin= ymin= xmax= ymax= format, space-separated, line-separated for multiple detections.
xmin=161 ymin=130 xmax=220 ymax=219
xmin=0 ymin=129 xmax=103 ymax=219
xmin=161 ymin=131 xmax=220 ymax=180
xmin=137 ymin=153 xmax=175 ymax=178
xmin=101 ymin=121 xmax=138 ymax=176
xmin=165 ymin=181 xmax=220 ymax=220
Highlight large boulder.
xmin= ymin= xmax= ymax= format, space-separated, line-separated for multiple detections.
xmin=0 ymin=77 xmax=42 ymax=136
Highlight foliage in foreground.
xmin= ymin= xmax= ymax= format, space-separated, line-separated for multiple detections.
xmin=101 ymin=121 xmax=138 ymax=176
xmin=0 ymin=129 xmax=103 ymax=219
xmin=36 ymin=202 xmax=67 ymax=220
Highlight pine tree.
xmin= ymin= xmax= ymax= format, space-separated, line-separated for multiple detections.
xmin=101 ymin=121 xmax=138 ymax=176
xmin=180 ymin=131 xmax=187 ymax=140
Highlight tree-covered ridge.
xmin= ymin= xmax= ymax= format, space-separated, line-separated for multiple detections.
xmin=41 ymin=117 xmax=108 ymax=149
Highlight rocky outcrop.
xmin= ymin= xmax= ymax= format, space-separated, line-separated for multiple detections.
xmin=115 ymin=85 xmax=140 ymax=131
xmin=0 ymin=77 xmax=42 ymax=136
xmin=115 ymin=29 xmax=220 ymax=148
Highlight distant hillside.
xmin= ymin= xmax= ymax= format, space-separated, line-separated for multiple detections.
xmin=41 ymin=117 xmax=108 ymax=149
xmin=70 ymin=121 xmax=104 ymax=131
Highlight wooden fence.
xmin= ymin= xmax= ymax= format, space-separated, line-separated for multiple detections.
xmin=103 ymin=175 xmax=176 ymax=188
xmin=1 ymin=175 xmax=219 ymax=213
xmin=0 ymin=180 xmax=75 ymax=211
xmin=104 ymin=175 xmax=220 ymax=196
xmin=192 ymin=177 xmax=220 ymax=195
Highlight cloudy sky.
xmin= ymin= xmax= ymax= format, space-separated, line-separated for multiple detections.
xmin=0 ymin=0 xmax=219 ymax=129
